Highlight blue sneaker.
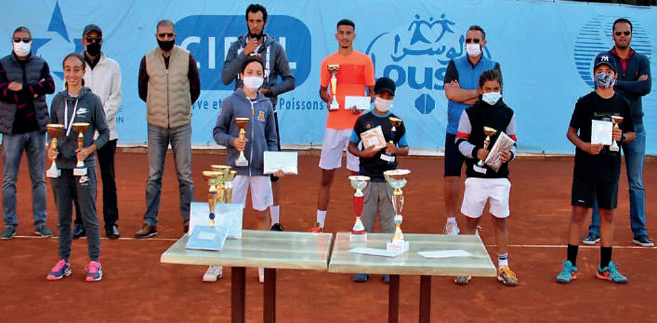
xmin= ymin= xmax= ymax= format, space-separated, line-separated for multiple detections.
xmin=353 ymin=274 xmax=370 ymax=282
xmin=596 ymin=261 xmax=627 ymax=283
xmin=47 ymin=259 xmax=71 ymax=280
xmin=556 ymin=260 xmax=578 ymax=284
xmin=85 ymin=261 xmax=103 ymax=282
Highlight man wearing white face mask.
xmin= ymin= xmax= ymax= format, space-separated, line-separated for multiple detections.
xmin=442 ymin=25 xmax=501 ymax=236
xmin=1 ymin=26 xmax=56 ymax=240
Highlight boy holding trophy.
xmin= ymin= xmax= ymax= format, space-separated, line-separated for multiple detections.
xmin=347 ymin=77 xmax=409 ymax=282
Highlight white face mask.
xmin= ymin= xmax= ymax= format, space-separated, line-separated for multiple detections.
xmin=242 ymin=76 xmax=264 ymax=91
xmin=374 ymin=97 xmax=393 ymax=112
xmin=482 ymin=92 xmax=502 ymax=106
xmin=13 ymin=41 xmax=31 ymax=57
xmin=465 ymin=43 xmax=481 ymax=57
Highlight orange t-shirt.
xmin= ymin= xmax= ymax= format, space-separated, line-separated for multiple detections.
xmin=320 ymin=51 xmax=375 ymax=130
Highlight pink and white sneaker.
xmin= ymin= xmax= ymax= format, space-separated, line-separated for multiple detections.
xmin=85 ymin=261 xmax=103 ymax=282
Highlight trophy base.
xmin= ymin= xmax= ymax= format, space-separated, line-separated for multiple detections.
xmin=46 ymin=168 xmax=61 ymax=178
xmin=386 ymin=240 xmax=409 ymax=253
xmin=329 ymin=102 xmax=339 ymax=111
xmin=349 ymin=231 xmax=367 ymax=241
xmin=73 ymin=167 xmax=87 ymax=176
xmin=235 ymin=160 xmax=249 ymax=167
xmin=473 ymin=164 xmax=487 ymax=174
xmin=380 ymin=154 xmax=395 ymax=163
xmin=609 ymin=145 xmax=620 ymax=152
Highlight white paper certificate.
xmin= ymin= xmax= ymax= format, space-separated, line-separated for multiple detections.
xmin=591 ymin=120 xmax=613 ymax=145
xmin=344 ymin=96 xmax=371 ymax=111
xmin=263 ymin=151 xmax=298 ymax=175
xmin=417 ymin=249 xmax=473 ymax=259
xmin=349 ymin=247 xmax=404 ymax=258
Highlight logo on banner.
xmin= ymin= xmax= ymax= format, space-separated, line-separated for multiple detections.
xmin=574 ymin=16 xmax=652 ymax=87
xmin=175 ymin=15 xmax=311 ymax=91
xmin=366 ymin=14 xmax=493 ymax=115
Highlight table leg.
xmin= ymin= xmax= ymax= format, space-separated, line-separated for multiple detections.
xmin=388 ymin=274 xmax=400 ymax=323
xmin=419 ymin=275 xmax=431 ymax=323
xmin=231 ymin=267 xmax=246 ymax=323
xmin=264 ymin=268 xmax=276 ymax=323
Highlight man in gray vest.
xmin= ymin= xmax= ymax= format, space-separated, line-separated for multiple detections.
xmin=222 ymin=3 xmax=295 ymax=232
xmin=0 ymin=26 xmax=55 ymax=239
xmin=135 ymin=19 xmax=200 ymax=238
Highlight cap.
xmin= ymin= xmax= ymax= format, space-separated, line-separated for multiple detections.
xmin=374 ymin=77 xmax=396 ymax=95
xmin=593 ymin=53 xmax=617 ymax=72
xmin=82 ymin=24 xmax=102 ymax=37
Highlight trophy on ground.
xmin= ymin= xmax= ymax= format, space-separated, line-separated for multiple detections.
xmin=72 ymin=122 xmax=90 ymax=176
xmin=474 ymin=126 xmax=497 ymax=174
xmin=223 ymin=170 xmax=237 ymax=204
xmin=46 ymin=124 xmax=65 ymax=178
xmin=384 ymin=169 xmax=411 ymax=252
xmin=609 ymin=115 xmax=624 ymax=152
xmin=235 ymin=118 xmax=250 ymax=167
xmin=381 ymin=117 xmax=403 ymax=164
xmin=202 ymin=171 xmax=221 ymax=226
xmin=327 ymin=64 xmax=340 ymax=110
xmin=349 ymin=175 xmax=370 ymax=241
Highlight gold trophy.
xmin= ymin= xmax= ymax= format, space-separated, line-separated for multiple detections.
xmin=223 ymin=170 xmax=237 ymax=204
xmin=72 ymin=122 xmax=90 ymax=176
xmin=381 ymin=117 xmax=403 ymax=163
xmin=202 ymin=171 xmax=221 ymax=226
xmin=46 ymin=124 xmax=65 ymax=178
xmin=210 ymin=165 xmax=232 ymax=203
xmin=474 ymin=126 xmax=497 ymax=174
xmin=348 ymin=175 xmax=370 ymax=241
xmin=384 ymin=169 xmax=411 ymax=252
xmin=609 ymin=115 xmax=624 ymax=152
xmin=235 ymin=117 xmax=250 ymax=166
xmin=327 ymin=64 xmax=340 ymax=110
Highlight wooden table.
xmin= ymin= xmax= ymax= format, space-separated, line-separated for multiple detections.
xmin=329 ymin=232 xmax=497 ymax=323
xmin=161 ymin=230 xmax=333 ymax=323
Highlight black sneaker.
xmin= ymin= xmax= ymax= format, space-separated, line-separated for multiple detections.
xmin=1 ymin=227 xmax=16 ymax=240
xmin=106 ymin=224 xmax=120 ymax=239
xmin=582 ymin=232 xmax=600 ymax=245
xmin=270 ymin=223 xmax=284 ymax=231
xmin=72 ymin=223 xmax=86 ymax=239
xmin=633 ymin=235 xmax=654 ymax=247
xmin=35 ymin=225 xmax=53 ymax=237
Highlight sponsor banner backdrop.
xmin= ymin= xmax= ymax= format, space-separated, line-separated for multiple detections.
xmin=1 ymin=0 xmax=655 ymax=154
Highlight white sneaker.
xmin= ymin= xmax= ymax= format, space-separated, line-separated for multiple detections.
xmin=258 ymin=267 xmax=265 ymax=284
xmin=202 ymin=265 xmax=223 ymax=282
xmin=444 ymin=220 xmax=460 ymax=235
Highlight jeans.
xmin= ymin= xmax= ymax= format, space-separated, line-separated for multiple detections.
xmin=2 ymin=131 xmax=47 ymax=229
xmin=144 ymin=124 xmax=193 ymax=226
xmin=589 ymin=123 xmax=647 ymax=237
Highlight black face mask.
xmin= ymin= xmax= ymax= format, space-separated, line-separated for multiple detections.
xmin=157 ymin=39 xmax=175 ymax=52
xmin=248 ymin=32 xmax=263 ymax=41
xmin=86 ymin=42 xmax=101 ymax=57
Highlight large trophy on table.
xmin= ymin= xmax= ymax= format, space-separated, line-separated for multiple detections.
xmin=46 ymin=124 xmax=65 ymax=178
xmin=72 ymin=122 xmax=90 ymax=176
xmin=235 ymin=117 xmax=250 ymax=167
xmin=474 ymin=126 xmax=497 ymax=174
xmin=211 ymin=165 xmax=231 ymax=203
xmin=327 ymin=64 xmax=340 ymax=110
xmin=381 ymin=117 xmax=403 ymax=164
xmin=224 ymin=170 xmax=237 ymax=204
xmin=348 ymin=175 xmax=370 ymax=241
xmin=609 ymin=115 xmax=624 ymax=152
xmin=202 ymin=170 xmax=221 ymax=226
xmin=384 ymin=169 xmax=411 ymax=252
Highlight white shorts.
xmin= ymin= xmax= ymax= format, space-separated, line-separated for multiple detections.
xmin=461 ymin=177 xmax=511 ymax=218
xmin=232 ymin=175 xmax=273 ymax=211
xmin=318 ymin=128 xmax=359 ymax=172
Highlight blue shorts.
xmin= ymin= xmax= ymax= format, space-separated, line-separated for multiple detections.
xmin=444 ymin=133 xmax=465 ymax=177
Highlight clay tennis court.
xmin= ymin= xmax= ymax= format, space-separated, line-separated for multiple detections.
xmin=1 ymin=150 xmax=655 ymax=322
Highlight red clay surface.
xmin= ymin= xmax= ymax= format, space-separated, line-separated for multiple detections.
xmin=1 ymin=150 xmax=655 ymax=322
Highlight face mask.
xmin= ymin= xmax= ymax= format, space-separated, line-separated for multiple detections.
xmin=86 ymin=42 xmax=101 ymax=56
xmin=157 ymin=39 xmax=175 ymax=52
xmin=482 ymin=92 xmax=502 ymax=105
xmin=465 ymin=43 xmax=481 ymax=57
xmin=374 ymin=97 xmax=393 ymax=112
xmin=13 ymin=41 xmax=31 ymax=57
xmin=242 ymin=76 xmax=264 ymax=91
xmin=595 ymin=72 xmax=616 ymax=89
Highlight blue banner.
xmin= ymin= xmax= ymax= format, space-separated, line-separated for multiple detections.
xmin=1 ymin=0 xmax=655 ymax=154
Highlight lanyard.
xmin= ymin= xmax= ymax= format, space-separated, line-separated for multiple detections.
xmin=64 ymin=98 xmax=79 ymax=137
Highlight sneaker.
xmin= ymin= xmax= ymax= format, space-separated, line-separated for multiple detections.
xmin=202 ymin=265 xmax=223 ymax=282
xmin=596 ymin=261 xmax=628 ymax=283
xmin=443 ymin=220 xmax=459 ymax=235
xmin=72 ymin=223 xmax=86 ymax=239
xmin=106 ymin=224 xmax=120 ymax=239
xmin=633 ymin=235 xmax=654 ymax=247
xmin=382 ymin=274 xmax=390 ymax=284
xmin=258 ymin=267 xmax=265 ymax=284
xmin=1 ymin=227 xmax=16 ymax=240
xmin=135 ymin=223 xmax=157 ymax=239
xmin=270 ymin=223 xmax=284 ymax=231
xmin=85 ymin=261 xmax=103 ymax=282
xmin=556 ymin=260 xmax=578 ymax=284
xmin=582 ymin=232 xmax=600 ymax=245
xmin=497 ymin=266 xmax=518 ymax=286
xmin=35 ymin=225 xmax=53 ymax=237
xmin=454 ymin=276 xmax=471 ymax=285
xmin=309 ymin=222 xmax=323 ymax=233
xmin=46 ymin=259 xmax=71 ymax=280
xmin=353 ymin=273 xmax=370 ymax=282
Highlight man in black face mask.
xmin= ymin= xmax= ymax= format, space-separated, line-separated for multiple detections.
xmin=136 ymin=19 xmax=201 ymax=239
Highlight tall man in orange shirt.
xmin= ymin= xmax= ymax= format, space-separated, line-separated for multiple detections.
xmin=312 ymin=19 xmax=375 ymax=231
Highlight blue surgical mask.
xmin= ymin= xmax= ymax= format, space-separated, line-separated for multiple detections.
xmin=595 ymin=72 xmax=616 ymax=89
xmin=482 ymin=92 xmax=502 ymax=106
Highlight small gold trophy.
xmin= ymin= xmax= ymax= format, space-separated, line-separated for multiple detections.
xmin=384 ymin=169 xmax=411 ymax=252
xmin=235 ymin=117 xmax=250 ymax=166
xmin=210 ymin=165 xmax=232 ymax=203
xmin=72 ymin=122 xmax=90 ymax=176
xmin=202 ymin=171 xmax=221 ymax=226
xmin=474 ymin=126 xmax=497 ymax=174
xmin=349 ymin=175 xmax=370 ymax=241
xmin=46 ymin=124 xmax=65 ymax=178
xmin=381 ymin=117 xmax=403 ymax=163
xmin=609 ymin=115 xmax=624 ymax=152
xmin=223 ymin=170 xmax=237 ymax=204
xmin=327 ymin=64 xmax=340 ymax=110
